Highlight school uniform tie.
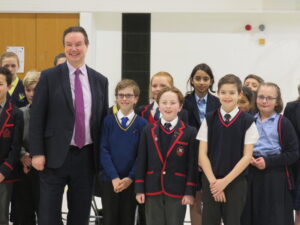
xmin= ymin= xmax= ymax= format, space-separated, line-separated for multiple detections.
xmin=154 ymin=107 xmax=160 ymax=121
xmin=74 ymin=68 xmax=86 ymax=148
xmin=164 ymin=122 xmax=172 ymax=131
xmin=121 ymin=117 xmax=129 ymax=128
xmin=224 ymin=113 xmax=231 ymax=124
xmin=198 ymin=98 xmax=206 ymax=122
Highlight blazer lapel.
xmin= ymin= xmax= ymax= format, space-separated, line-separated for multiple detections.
xmin=206 ymin=93 xmax=214 ymax=113
xmin=0 ymin=101 xmax=12 ymax=137
xmin=61 ymin=63 xmax=74 ymax=115
xmin=191 ymin=94 xmax=201 ymax=125
xmin=165 ymin=121 xmax=185 ymax=158
xmin=295 ymin=102 xmax=300 ymax=134
xmin=151 ymin=121 xmax=164 ymax=164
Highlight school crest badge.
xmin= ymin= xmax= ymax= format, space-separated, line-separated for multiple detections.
xmin=176 ymin=146 xmax=184 ymax=157
xmin=3 ymin=128 xmax=11 ymax=138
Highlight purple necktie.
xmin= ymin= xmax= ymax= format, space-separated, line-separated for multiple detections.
xmin=74 ymin=69 xmax=85 ymax=148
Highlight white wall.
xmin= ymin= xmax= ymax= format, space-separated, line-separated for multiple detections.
xmin=93 ymin=13 xmax=122 ymax=106
xmin=151 ymin=12 xmax=300 ymax=104
xmin=0 ymin=0 xmax=299 ymax=13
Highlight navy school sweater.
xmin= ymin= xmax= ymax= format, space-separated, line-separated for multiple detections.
xmin=99 ymin=113 xmax=147 ymax=181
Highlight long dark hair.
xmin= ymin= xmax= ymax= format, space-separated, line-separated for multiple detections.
xmin=187 ymin=63 xmax=215 ymax=93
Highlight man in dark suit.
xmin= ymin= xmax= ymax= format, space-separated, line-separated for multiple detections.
xmin=29 ymin=26 xmax=108 ymax=225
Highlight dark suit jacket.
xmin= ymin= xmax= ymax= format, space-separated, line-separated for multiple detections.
xmin=135 ymin=120 xmax=197 ymax=198
xmin=183 ymin=92 xmax=220 ymax=130
xmin=0 ymin=100 xmax=24 ymax=181
xmin=29 ymin=62 xmax=108 ymax=170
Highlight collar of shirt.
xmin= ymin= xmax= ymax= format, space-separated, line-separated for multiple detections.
xmin=195 ymin=92 xmax=208 ymax=104
xmin=117 ymin=110 xmax=135 ymax=125
xmin=220 ymin=106 xmax=239 ymax=121
xmin=151 ymin=100 xmax=160 ymax=116
xmin=67 ymin=61 xmax=88 ymax=77
xmin=161 ymin=117 xmax=178 ymax=130
xmin=254 ymin=112 xmax=278 ymax=123
xmin=8 ymin=77 xmax=19 ymax=96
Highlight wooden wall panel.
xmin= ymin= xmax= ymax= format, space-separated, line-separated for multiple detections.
xmin=36 ymin=14 xmax=79 ymax=71
xmin=0 ymin=14 xmax=36 ymax=79
xmin=0 ymin=13 xmax=79 ymax=79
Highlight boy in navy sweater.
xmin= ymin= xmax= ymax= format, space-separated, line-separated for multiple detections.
xmin=100 ymin=79 xmax=147 ymax=225
xmin=198 ymin=74 xmax=259 ymax=225
xmin=0 ymin=67 xmax=23 ymax=225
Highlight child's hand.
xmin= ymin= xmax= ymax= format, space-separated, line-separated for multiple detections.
xmin=23 ymin=166 xmax=31 ymax=174
xmin=21 ymin=153 xmax=32 ymax=167
xmin=118 ymin=177 xmax=133 ymax=192
xmin=213 ymin=191 xmax=226 ymax=203
xmin=250 ymin=157 xmax=257 ymax=166
xmin=136 ymin=193 xmax=145 ymax=204
xmin=112 ymin=178 xmax=121 ymax=193
xmin=210 ymin=178 xmax=228 ymax=197
xmin=32 ymin=155 xmax=45 ymax=171
xmin=254 ymin=157 xmax=266 ymax=170
xmin=181 ymin=195 xmax=194 ymax=205
xmin=0 ymin=172 xmax=5 ymax=183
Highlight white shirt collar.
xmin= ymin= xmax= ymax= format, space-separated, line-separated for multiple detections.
xmin=161 ymin=117 xmax=178 ymax=130
xmin=220 ymin=106 xmax=239 ymax=121
xmin=117 ymin=109 xmax=135 ymax=124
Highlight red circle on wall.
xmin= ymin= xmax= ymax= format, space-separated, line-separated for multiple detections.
xmin=245 ymin=24 xmax=252 ymax=31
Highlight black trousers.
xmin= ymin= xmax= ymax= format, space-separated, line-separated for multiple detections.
xmin=202 ymin=175 xmax=247 ymax=225
xmin=101 ymin=181 xmax=136 ymax=225
xmin=38 ymin=145 xmax=95 ymax=225
xmin=14 ymin=168 xmax=39 ymax=225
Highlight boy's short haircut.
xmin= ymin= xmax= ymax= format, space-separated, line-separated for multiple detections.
xmin=244 ymin=74 xmax=264 ymax=84
xmin=23 ymin=71 xmax=41 ymax=88
xmin=157 ymin=86 xmax=184 ymax=106
xmin=0 ymin=52 xmax=20 ymax=67
xmin=115 ymin=79 xmax=140 ymax=97
xmin=53 ymin=53 xmax=66 ymax=66
xmin=218 ymin=74 xmax=242 ymax=93
xmin=0 ymin=66 xmax=13 ymax=86
xmin=257 ymin=82 xmax=283 ymax=113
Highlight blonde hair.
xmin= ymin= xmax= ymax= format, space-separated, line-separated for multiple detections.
xmin=23 ymin=71 xmax=41 ymax=88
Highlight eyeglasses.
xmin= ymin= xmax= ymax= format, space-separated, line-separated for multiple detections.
xmin=257 ymin=95 xmax=277 ymax=102
xmin=116 ymin=94 xmax=136 ymax=99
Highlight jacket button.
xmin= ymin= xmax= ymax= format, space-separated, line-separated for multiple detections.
xmin=163 ymin=171 xmax=166 ymax=175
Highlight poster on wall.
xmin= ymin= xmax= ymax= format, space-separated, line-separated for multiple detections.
xmin=6 ymin=46 xmax=25 ymax=73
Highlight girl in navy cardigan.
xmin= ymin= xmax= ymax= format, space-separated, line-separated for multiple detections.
xmin=100 ymin=79 xmax=147 ymax=225
xmin=242 ymin=82 xmax=298 ymax=225
xmin=183 ymin=63 xmax=220 ymax=225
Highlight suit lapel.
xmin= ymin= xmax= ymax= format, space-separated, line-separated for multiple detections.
xmin=61 ymin=63 xmax=74 ymax=115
